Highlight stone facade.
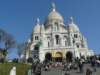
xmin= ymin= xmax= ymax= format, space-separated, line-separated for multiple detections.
xmin=21 ymin=3 xmax=94 ymax=62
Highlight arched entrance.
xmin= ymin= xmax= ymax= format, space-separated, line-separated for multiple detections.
xmin=66 ymin=51 xmax=73 ymax=62
xmin=45 ymin=53 xmax=52 ymax=62
xmin=55 ymin=52 xmax=63 ymax=62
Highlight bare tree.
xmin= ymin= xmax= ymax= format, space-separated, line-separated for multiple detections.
xmin=0 ymin=28 xmax=16 ymax=61
xmin=17 ymin=42 xmax=29 ymax=63
xmin=0 ymin=28 xmax=7 ymax=41
xmin=17 ymin=42 xmax=27 ymax=58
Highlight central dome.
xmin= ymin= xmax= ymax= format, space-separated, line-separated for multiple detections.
xmin=45 ymin=3 xmax=64 ymax=24
xmin=47 ymin=10 xmax=63 ymax=21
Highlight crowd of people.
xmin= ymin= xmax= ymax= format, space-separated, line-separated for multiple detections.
xmin=27 ymin=55 xmax=100 ymax=75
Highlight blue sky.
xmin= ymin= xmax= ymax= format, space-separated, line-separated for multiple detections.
xmin=0 ymin=0 xmax=100 ymax=59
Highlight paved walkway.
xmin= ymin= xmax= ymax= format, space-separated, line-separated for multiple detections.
xmin=41 ymin=64 xmax=99 ymax=75
xmin=31 ymin=64 xmax=100 ymax=75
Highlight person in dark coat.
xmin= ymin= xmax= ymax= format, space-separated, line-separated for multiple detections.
xmin=91 ymin=56 xmax=96 ymax=72
xmin=32 ymin=63 xmax=37 ymax=73
xmin=78 ymin=59 xmax=84 ymax=73
xmin=35 ymin=64 xmax=41 ymax=75
xmin=64 ymin=71 xmax=70 ymax=75
xmin=86 ymin=68 xmax=92 ymax=75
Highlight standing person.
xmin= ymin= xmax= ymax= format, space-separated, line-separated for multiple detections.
xmin=86 ymin=68 xmax=92 ymax=75
xmin=64 ymin=71 xmax=70 ymax=75
xmin=44 ymin=64 xmax=49 ymax=71
xmin=10 ymin=66 xmax=16 ymax=75
xmin=32 ymin=63 xmax=37 ymax=73
xmin=27 ymin=68 xmax=32 ymax=75
xmin=91 ymin=56 xmax=96 ymax=72
xmin=64 ymin=63 xmax=70 ymax=75
xmin=78 ymin=59 xmax=84 ymax=73
xmin=35 ymin=64 xmax=41 ymax=75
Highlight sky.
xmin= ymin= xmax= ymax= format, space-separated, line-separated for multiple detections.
xmin=0 ymin=0 xmax=100 ymax=59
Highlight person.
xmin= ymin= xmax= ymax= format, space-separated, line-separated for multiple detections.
xmin=27 ymin=68 xmax=32 ymax=75
xmin=96 ymin=59 xmax=100 ymax=67
xmin=35 ymin=64 xmax=41 ymax=75
xmin=91 ymin=56 xmax=96 ymax=72
xmin=44 ymin=65 xmax=49 ymax=71
xmin=10 ymin=66 xmax=16 ymax=75
xmin=86 ymin=68 xmax=92 ymax=75
xmin=78 ymin=59 xmax=84 ymax=73
xmin=64 ymin=71 xmax=70 ymax=75
xmin=63 ymin=63 xmax=67 ymax=71
xmin=64 ymin=64 xmax=70 ymax=75
xmin=32 ymin=63 xmax=37 ymax=73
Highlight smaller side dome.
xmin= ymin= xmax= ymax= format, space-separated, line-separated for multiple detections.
xmin=33 ymin=18 xmax=41 ymax=33
xmin=67 ymin=17 xmax=79 ymax=32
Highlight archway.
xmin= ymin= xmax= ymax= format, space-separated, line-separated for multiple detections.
xmin=45 ymin=53 xmax=52 ymax=62
xmin=66 ymin=51 xmax=73 ymax=62
xmin=55 ymin=52 xmax=63 ymax=62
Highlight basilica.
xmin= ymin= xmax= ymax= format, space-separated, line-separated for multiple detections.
xmin=21 ymin=3 xmax=94 ymax=62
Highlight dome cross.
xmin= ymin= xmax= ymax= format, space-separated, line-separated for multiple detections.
xmin=36 ymin=18 xmax=40 ymax=25
xmin=52 ymin=2 xmax=56 ymax=12
xmin=70 ymin=16 xmax=74 ymax=24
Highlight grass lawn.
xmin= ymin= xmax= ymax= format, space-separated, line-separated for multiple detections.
xmin=0 ymin=63 xmax=31 ymax=75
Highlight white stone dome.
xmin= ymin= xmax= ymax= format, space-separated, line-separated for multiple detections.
xmin=68 ymin=17 xmax=79 ymax=32
xmin=47 ymin=11 xmax=63 ymax=21
xmin=45 ymin=3 xmax=64 ymax=23
xmin=68 ymin=23 xmax=79 ymax=31
xmin=33 ymin=24 xmax=41 ymax=33
xmin=33 ymin=18 xmax=41 ymax=33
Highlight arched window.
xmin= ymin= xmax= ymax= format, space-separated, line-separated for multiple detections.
xmin=64 ymin=36 xmax=67 ymax=46
xmin=47 ymin=36 xmax=50 ymax=47
xmin=77 ymin=44 xmax=79 ymax=48
xmin=65 ymin=40 xmax=67 ymax=46
xmin=74 ymin=34 xmax=78 ymax=38
xmin=54 ymin=22 xmax=59 ymax=31
xmin=48 ymin=41 xmax=50 ymax=47
xmin=55 ymin=35 xmax=60 ymax=45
